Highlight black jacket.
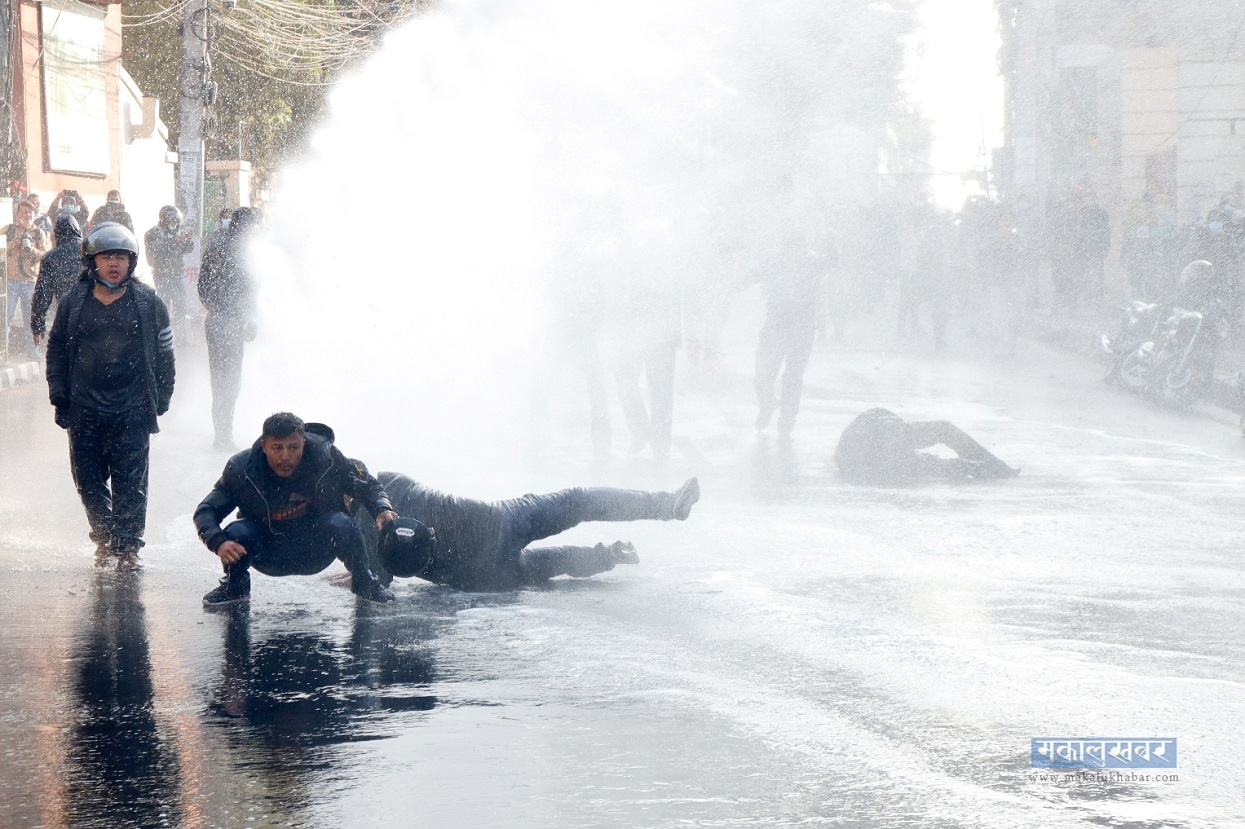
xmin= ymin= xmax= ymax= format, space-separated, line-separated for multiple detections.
xmin=45 ymin=274 xmax=176 ymax=432
xmin=30 ymin=217 xmax=84 ymax=338
xmin=198 ymin=226 xmax=256 ymax=320
xmin=143 ymin=225 xmax=193 ymax=282
xmin=193 ymin=423 xmax=394 ymax=553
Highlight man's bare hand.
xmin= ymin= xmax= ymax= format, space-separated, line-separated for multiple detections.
xmin=216 ymin=540 xmax=247 ymax=564
xmin=376 ymin=510 xmax=398 ymax=531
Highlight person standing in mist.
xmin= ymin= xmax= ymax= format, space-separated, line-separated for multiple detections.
xmin=613 ymin=229 xmax=684 ymax=464
xmin=144 ymin=206 xmax=195 ymax=344
xmin=198 ymin=207 xmax=259 ymax=451
xmin=46 ymin=223 xmax=176 ymax=567
xmin=754 ymin=235 xmax=825 ymax=439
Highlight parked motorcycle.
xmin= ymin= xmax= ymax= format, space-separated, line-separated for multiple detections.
xmin=1102 ymin=299 xmax=1164 ymax=385
xmin=1111 ymin=261 xmax=1228 ymax=399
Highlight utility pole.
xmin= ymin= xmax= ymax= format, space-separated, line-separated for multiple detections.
xmin=177 ymin=0 xmax=210 ymax=284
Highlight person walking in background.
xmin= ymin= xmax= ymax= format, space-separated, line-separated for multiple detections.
xmin=4 ymin=198 xmax=48 ymax=357
xmin=90 ymin=190 xmax=135 ymax=233
xmin=1075 ymin=191 xmax=1111 ymax=302
xmin=198 ymin=207 xmax=258 ymax=451
xmin=30 ymin=215 xmax=83 ymax=348
xmin=45 ymin=223 xmax=176 ymax=567
xmin=613 ymin=225 xmax=683 ymax=465
xmin=202 ymin=207 xmax=234 ymax=261
xmin=144 ymin=206 xmax=195 ymax=345
xmin=754 ymin=235 xmax=823 ymax=439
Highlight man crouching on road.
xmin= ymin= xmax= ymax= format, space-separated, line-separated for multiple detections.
xmin=193 ymin=412 xmax=399 ymax=606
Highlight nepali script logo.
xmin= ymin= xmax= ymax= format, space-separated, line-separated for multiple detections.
xmin=1031 ymin=737 xmax=1177 ymax=769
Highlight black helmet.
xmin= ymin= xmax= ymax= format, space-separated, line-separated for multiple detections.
xmin=378 ymin=517 xmax=437 ymax=578
xmin=83 ymin=222 xmax=140 ymax=277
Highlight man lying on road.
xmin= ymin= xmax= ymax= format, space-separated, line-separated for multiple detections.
xmin=834 ymin=408 xmax=1020 ymax=485
xmin=353 ymin=471 xmax=701 ymax=591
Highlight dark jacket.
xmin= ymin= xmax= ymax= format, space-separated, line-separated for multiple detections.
xmin=30 ymin=216 xmax=84 ymax=338
xmin=143 ymin=225 xmax=193 ymax=282
xmin=198 ymin=227 xmax=255 ymax=320
xmin=193 ymin=423 xmax=394 ymax=553
xmin=90 ymin=204 xmax=134 ymax=233
xmin=355 ymin=471 xmax=506 ymax=590
xmin=45 ymin=273 xmax=176 ymax=432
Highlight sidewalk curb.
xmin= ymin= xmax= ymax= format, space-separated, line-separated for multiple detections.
xmin=0 ymin=360 xmax=42 ymax=392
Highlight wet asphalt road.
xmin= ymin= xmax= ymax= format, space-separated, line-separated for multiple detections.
xmin=1 ymin=333 xmax=1243 ymax=828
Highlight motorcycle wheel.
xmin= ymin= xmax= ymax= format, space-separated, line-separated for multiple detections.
xmin=1164 ymin=366 xmax=1193 ymax=391
xmin=1118 ymin=350 xmax=1149 ymax=389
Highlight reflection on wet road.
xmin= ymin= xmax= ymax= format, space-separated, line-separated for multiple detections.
xmin=1 ymin=343 xmax=1243 ymax=828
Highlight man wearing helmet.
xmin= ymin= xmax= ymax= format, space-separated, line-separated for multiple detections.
xmin=45 ymin=222 xmax=176 ymax=567
xmin=144 ymin=205 xmax=194 ymax=343
xmin=352 ymin=471 xmax=700 ymax=591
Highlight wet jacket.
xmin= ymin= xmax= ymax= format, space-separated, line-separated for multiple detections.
xmin=193 ymin=423 xmax=394 ymax=553
xmin=46 ymin=273 xmax=175 ymax=432
xmin=143 ymin=225 xmax=193 ymax=282
xmin=198 ymin=222 xmax=255 ymax=321
xmin=90 ymin=204 xmax=134 ymax=233
xmin=355 ymin=471 xmax=505 ymax=589
xmin=30 ymin=216 xmax=84 ymax=338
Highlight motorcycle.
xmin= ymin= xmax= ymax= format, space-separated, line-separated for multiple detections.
xmin=1102 ymin=300 xmax=1164 ymax=385
xmin=1115 ymin=303 xmax=1226 ymax=399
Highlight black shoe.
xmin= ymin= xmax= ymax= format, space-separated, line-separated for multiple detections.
xmin=116 ymin=549 xmax=142 ymax=570
xmin=354 ymin=582 xmax=395 ymax=605
xmin=93 ymin=544 xmax=113 ymax=567
xmin=203 ymin=578 xmax=250 ymax=607
xmin=672 ymin=476 xmax=700 ymax=520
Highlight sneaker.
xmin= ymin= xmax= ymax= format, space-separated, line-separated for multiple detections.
xmin=608 ymin=540 xmax=640 ymax=565
xmin=354 ymin=583 xmax=396 ymax=605
xmin=93 ymin=544 xmax=113 ymax=567
xmin=116 ymin=550 xmax=142 ymax=570
xmin=671 ymin=476 xmax=700 ymax=520
xmin=203 ymin=579 xmax=250 ymax=607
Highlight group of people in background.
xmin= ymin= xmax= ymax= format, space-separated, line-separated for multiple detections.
xmin=4 ymin=193 xmax=259 ymax=452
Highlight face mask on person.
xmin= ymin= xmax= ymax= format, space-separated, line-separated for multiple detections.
xmin=63 ymin=203 xmax=79 ymax=214
xmin=221 ymin=218 xmax=231 ymax=229
xmin=107 ymin=199 xmax=120 ymax=207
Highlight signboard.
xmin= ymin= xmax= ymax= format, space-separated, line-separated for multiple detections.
xmin=40 ymin=0 xmax=110 ymax=176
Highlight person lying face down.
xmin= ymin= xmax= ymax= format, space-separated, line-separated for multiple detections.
xmin=834 ymin=408 xmax=1020 ymax=485
xmin=351 ymin=470 xmax=702 ymax=591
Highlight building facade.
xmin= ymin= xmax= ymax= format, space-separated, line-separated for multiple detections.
xmin=2 ymin=0 xmax=176 ymax=361
xmin=999 ymin=0 xmax=1245 ymax=225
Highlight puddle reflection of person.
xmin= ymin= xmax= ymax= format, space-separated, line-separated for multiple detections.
xmin=65 ymin=573 xmax=183 ymax=827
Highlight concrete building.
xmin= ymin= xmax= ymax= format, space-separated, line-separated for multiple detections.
xmin=998 ymin=0 xmax=1245 ymax=225
xmin=2 ymin=0 xmax=176 ymax=362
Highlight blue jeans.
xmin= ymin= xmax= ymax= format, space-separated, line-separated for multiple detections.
xmin=7 ymin=280 xmax=35 ymax=351
xmin=499 ymin=486 xmax=676 ymax=586
xmin=220 ymin=512 xmax=381 ymax=594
